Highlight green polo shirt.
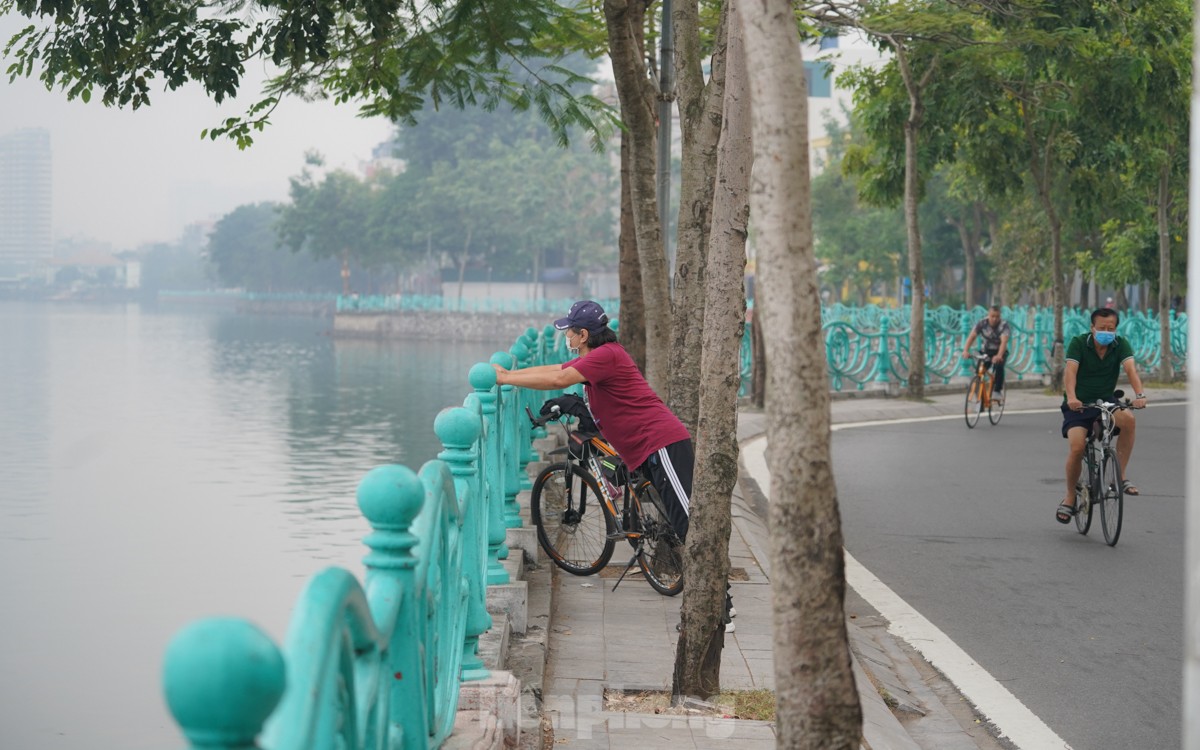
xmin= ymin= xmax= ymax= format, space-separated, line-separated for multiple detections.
xmin=1064 ymin=333 xmax=1134 ymax=403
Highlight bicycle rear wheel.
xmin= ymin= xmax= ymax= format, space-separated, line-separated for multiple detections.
xmin=531 ymin=462 xmax=615 ymax=575
xmin=964 ymin=376 xmax=984 ymax=428
xmin=1074 ymin=458 xmax=1092 ymax=535
xmin=633 ymin=481 xmax=684 ymax=596
xmin=987 ymin=379 xmax=1004 ymax=425
xmin=1099 ymin=447 xmax=1124 ymax=546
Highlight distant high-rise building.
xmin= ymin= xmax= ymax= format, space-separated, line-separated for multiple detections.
xmin=0 ymin=128 xmax=52 ymax=278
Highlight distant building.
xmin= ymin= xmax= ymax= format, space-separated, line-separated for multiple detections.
xmin=0 ymin=128 xmax=52 ymax=280
xmin=802 ymin=31 xmax=889 ymax=174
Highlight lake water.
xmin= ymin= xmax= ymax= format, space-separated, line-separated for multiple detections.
xmin=0 ymin=302 xmax=498 ymax=749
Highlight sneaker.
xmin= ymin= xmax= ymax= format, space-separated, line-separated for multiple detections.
xmin=728 ymin=606 xmax=737 ymax=619
xmin=993 ymin=391 xmax=1004 ymax=405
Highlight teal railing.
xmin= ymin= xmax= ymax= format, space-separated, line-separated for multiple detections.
xmin=742 ymin=304 xmax=1187 ymax=393
xmin=161 ymin=326 xmax=567 ymax=750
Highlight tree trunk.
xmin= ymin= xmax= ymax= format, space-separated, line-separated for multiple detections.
xmin=1022 ymin=111 xmax=1066 ymax=390
xmin=951 ymin=216 xmax=975 ymax=309
xmin=667 ymin=0 xmax=729 ymax=434
xmin=751 ymin=304 xmax=766 ymax=408
xmin=672 ymin=0 xmax=747 ymax=699
xmin=738 ymin=1 xmax=862 ymax=746
xmin=619 ymin=130 xmax=648 ymax=372
xmin=891 ymin=44 xmax=933 ymax=399
xmin=1157 ymin=160 xmax=1174 ymax=382
xmin=605 ymin=0 xmax=671 ymax=393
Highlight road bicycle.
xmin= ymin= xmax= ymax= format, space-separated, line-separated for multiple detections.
xmin=1071 ymin=392 xmax=1135 ymax=546
xmin=964 ymin=352 xmax=1004 ymax=428
xmin=526 ymin=402 xmax=684 ymax=596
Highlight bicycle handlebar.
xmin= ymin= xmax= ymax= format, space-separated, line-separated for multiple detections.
xmin=1084 ymin=390 xmax=1140 ymax=411
xmin=526 ymin=404 xmax=562 ymax=428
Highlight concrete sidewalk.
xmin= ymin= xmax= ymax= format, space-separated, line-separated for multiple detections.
xmin=531 ymin=382 xmax=1186 ymax=750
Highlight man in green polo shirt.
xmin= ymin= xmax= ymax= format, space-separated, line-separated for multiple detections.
xmin=1056 ymin=307 xmax=1148 ymax=524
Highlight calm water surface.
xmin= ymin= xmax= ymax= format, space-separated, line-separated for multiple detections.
xmin=0 ymin=302 xmax=496 ymax=749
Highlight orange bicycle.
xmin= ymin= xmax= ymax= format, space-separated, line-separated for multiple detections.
xmin=526 ymin=402 xmax=683 ymax=596
xmin=965 ymin=352 xmax=1004 ymax=428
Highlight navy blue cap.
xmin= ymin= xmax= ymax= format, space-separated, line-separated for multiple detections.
xmin=554 ymin=300 xmax=609 ymax=334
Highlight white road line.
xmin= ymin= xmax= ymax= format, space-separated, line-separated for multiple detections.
xmin=741 ymin=433 xmax=1071 ymax=750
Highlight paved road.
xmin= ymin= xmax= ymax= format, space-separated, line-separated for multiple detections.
xmin=832 ymin=403 xmax=1186 ymax=750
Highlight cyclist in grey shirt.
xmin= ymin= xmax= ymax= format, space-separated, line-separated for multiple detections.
xmin=961 ymin=305 xmax=1011 ymax=403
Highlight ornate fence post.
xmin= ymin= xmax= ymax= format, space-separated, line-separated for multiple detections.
xmin=437 ymin=400 xmax=491 ymax=682
xmin=873 ymin=315 xmax=893 ymax=385
xmin=357 ymin=464 xmax=430 ymax=749
xmin=162 ymin=618 xmax=285 ymax=750
xmin=476 ymin=360 xmax=512 ymax=585
xmin=490 ymin=350 xmax=524 ymax=530
xmin=509 ymin=336 xmax=536 ymax=494
xmin=958 ymin=306 xmax=974 ymax=376
xmin=1033 ymin=308 xmax=1050 ymax=376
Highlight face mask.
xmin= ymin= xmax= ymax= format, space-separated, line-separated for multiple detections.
xmin=1094 ymin=331 xmax=1117 ymax=346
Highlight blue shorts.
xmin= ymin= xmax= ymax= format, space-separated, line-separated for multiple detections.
xmin=1061 ymin=404 xmax=1100 ymax=438
xmin=1061 ymin=399 xmax=1122 ymax=438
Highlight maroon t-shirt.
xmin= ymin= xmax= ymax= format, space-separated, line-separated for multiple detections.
xmin=563 ymin=344 xmax=691 ymax=470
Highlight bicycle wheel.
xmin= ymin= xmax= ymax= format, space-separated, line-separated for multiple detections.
xmin=1073 ymin=459 xmax=1092 ymax=535
xmin=987 ymin=378 xmax=1005 ymax=425
xmin=964 ymin=376 xmax=983 ymax=428
xmin=531 ymin=462 xmax=615 ymax=575
xmin=633 ymin=481 xmax=684 ymax=596
xmin=1099 ymin=447 xmax=1124 ymax=546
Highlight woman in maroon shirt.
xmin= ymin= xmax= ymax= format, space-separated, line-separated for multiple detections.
xmin=494 ymin=300 xmax=735 ymax=630
xmin=492 ymin=300 xmax=694 ymax=540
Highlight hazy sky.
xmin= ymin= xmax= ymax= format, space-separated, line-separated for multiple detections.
xmin=0 ymin=16 xmax=395 ymax=251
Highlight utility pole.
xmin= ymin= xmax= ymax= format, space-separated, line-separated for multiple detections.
xmin=657 ymin=0 xmax=675 ymax=279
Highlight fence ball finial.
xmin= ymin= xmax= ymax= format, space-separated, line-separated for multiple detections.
xmin=435 ymin=406 xmax=482 ymax=450
xmin=490 ymin=351 xmax=515 ymax=370
xmin=162 ymin=618 xmax=285 ymax=749
xmin=511 ymin=340 xmax=531 ymax=361
xmin=357 ymin=465 xmax=425 ymax=531
xmin=469 ymin=362 xmax=498 ymax=390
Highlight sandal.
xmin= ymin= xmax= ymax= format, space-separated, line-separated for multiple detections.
xmin=1055 ymin=501 xmax=1077 ymax=524
xmin=1121 ymin=479 xmax=1140 ymax=496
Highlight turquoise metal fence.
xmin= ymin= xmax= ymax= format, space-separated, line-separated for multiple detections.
xmin=161 ymin=326 xmax=566 ymax=750
xmin=742 ymin=305 xmax=1186 ymax=393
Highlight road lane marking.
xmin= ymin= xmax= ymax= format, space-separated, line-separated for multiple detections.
xmin=741 ymin=433 xmax=1071 ymax=750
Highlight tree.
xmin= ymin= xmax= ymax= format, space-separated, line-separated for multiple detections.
xmin=4 ymin=0 xmax=615 ymax=148
xmin=207 ymin=202 xmax=343 ymax=291
xmin=821 ymin=0 xmax=986 ymax=395
xmin=604 ymin=0 xmax=672 ymax=392
xmin=738 ymin=0 xmax=861 ymax=747
xmin=278 ymin=157 xmax=376 ymax=292
xmin=671 ymin=0 xmax=747 ymax=700
xmin=667 ymin=0 xmax=729 ymax=430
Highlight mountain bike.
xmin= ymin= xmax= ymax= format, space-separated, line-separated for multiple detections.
xmin=964 ymin=352 xmax=1004 ymax=428
xmin=526 ymin=402 xmax=684 ymax=596
xmin=1072 ymin=392 xmax=1135 ymax=546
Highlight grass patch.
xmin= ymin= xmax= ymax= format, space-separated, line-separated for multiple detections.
xmin=716 ymin=688 xmax=776 ymax=721
xmin=604 ymin=687 xmax=776 ymax=721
